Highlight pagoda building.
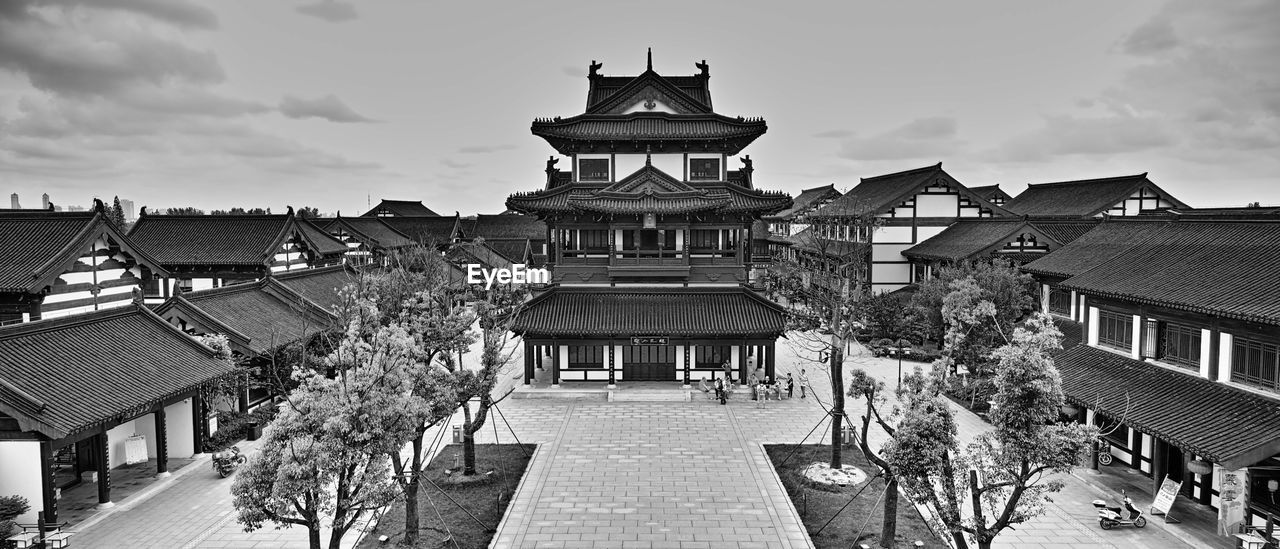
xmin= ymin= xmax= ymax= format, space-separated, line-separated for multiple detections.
xmin=507 ymin=51 xmax=793 ymax=386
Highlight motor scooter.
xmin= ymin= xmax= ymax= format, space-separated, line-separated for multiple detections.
xmin=212 ymin=446 xmax=247 ymax=478
xmin=1092 ymin=490 xmax=1146 ymax=529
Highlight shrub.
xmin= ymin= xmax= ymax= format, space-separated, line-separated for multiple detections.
xmin=943 ymin=374 xmax=998 ymax=414
xmin=205 ymin=405 xmax=282 ymax=452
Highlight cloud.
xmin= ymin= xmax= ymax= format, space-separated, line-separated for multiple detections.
xmin=279 ymin=94 xmax=375 ymax=123
xmin=1118 ymin=18 xmax=1178 ymax=55
xmin=562 ymin=66 xmax=581 ymax=77
xmin=457 ymin=144 xmax=517 ymax=154
xmin=990 ymin=115 xmax=1176 ymax=162
xmin=295 ymin=1 xmax=358 ymax=23
xmin=441 ymin=158 xmax=471 ymax=169
xmin=836 ymin=117 xmax=961 ymax=161
xmin=811 ymin=129 xmax=854 ymax=139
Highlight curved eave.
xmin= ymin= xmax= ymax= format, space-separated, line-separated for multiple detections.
xmin=569 ymin=197 xmax=732 ymax=215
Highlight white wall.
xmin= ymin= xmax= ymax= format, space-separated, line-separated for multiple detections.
xmin=615 ymin=153 xmax=682 ymax=179
xmin=871 ymin=243 xmax=913 ymax=263
xmin=914 ymin=194 xmax=959 ymax=217
xmin=106 ymin=422 xmax=134 ymax=469
xmin=1087 ymin=307 xmax=1100 ymax=345
xmin=1218 ymin=333 xmax=1234 ymax=383
xmin=1199 ymin=329 xmax=1213 ymax=379
xmin=166 ymin=399 xmax=196 ymax=457
xmin=915 ymin=225 xmax=947 ymax=242
xmin=191 ymin=278 xmax=215 ymax=291
xmin=0 ymin=441 xmax=42 ymax=523
xmin=874 ymin=226 xmax=914 ymax=244
xmin=1130 ymin=314 xmax=1142 ymax=359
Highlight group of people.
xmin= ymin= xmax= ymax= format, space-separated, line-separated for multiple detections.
xmin=698 ymin=364 xmax=811 ymax=407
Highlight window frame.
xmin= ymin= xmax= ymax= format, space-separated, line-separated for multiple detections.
xmin=578 ymin=158 xmax=611 ymax=182
xmin=567 ymin=345 xmax=605 ymax=368
xmin=1096 ymin=309 xmax=1133 ymax=352
xmin=1158 ymin=321 xmax=1201 ymax=369
xmin=695 ymin=345 xmax=732 ymax=369
xmin=688 ymin=157 xmax=721 ymax=181
xmin=1232 ymin=336 xmax=1279 ymax=392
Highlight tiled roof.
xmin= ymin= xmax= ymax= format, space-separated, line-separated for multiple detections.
xmin=811 ymin=163 xmax=1006 ymax=218
xmin=321 ymin=217 xmax=415 ymax=250
xmin=0 ymin=210 xmax=168 ymax=292
xmin=1058 ymin=219 xmax=1280 ymax=325
xmin=902 ymin=218 xmax=1100 ymax=262
xmin=1003 ymin=174 xmax=1189 ymax=217
xmin=512 ymin=287 xmax=787 ymax=337
xmin=483 ymin=239 xmax=531 ymax=264
xmin=507 ymin=165 xmax=792 ymax=216
xmin=0 ymin=304 xmax=235 ymax=439
xmin=1020 ymin=219 xmax=1169 ymax=279
xmin=129 ymin=214 xmax=346 ymax=266
xmin=361 ymin=200 xmax=439 ymax=217
xmin=379 ymin=215 xmax=461 ymax=247
xmin=966 ymin=184 xmax=1012 ymax=204
xmin=532 ymin=113 xmax=765 ymax=143
xmin=763 ymin=185 xmax=841 ymax=221
xmin=463 ymin=214 xmax=546 ymax=241
xmin=787 ymin=228 xmax=866 ymax=258
xmin=585 ymin=67 xmax=713 ymax=112
xmin=446 ymin=241 xmax=512 ymax=271
xmin=1056 ymin=344 xmax=1280 ymax=469
xmin=157 ymin=278 xmax=336 ymax=355
xmin=273 ymin=265 xmax=360 ymax=315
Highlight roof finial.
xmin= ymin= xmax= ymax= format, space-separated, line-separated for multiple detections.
xmin=647 ymin=47 xmax=652 ymax=71
xmin=645 ymin=145 xmax=652 ymax=166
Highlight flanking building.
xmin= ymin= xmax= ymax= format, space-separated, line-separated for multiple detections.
xmin=128 ymin=207 xmax=347 ymax=293
xmin=506 ymin=52 xmax=792 ymax=385
xmin=317 ymin=215 xmax=416 ymax=265
xmin=0 ymin=203 xmax=169 ymax=323
xmin=804 ymin=163 xmax=1010 ymax=294
xmin=901 ymin=216 xmax=1100 ymax=278
xmin=1022 ymin=212 xmax=1280 ymax=533
xmin=0 ymin=302 xmax=236 ymax=523
xmin=1002 ymin=173 xmax=1188 ymax=217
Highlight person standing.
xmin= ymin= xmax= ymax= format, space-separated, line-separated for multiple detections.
xmin=798 ymin=369 xmax=808 ymax=398
xmin=786 ymin=373 xmax=795 ymax=399
xmin=714 ymin=377 xmax=726 ymax=405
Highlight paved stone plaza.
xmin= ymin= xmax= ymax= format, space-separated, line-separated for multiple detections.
xmin=70 ymin=342 xmax=1210 ymax=548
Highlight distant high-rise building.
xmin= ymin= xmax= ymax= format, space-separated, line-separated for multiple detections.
xmin=9 ymin=193 xmax=19 ymax=209
xmin=41 ymin=193 xmax=50 ymax=210
xmin=120 ymin=198 xmax=136 ymax=221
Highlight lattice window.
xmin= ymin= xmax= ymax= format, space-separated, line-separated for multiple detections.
xmin=1097 ymin=309 xmax=1132 ymax=352
xmin=579 ymin=158 xmax=610 ymax=182
xmin=567 ymin=345 xmax=604 ymax=368
xmin=689 ymin=158 xmax=720 ymax=181
xmin=1159 ymin=322 xmax=1201 ymax=369
xmin=695 ymin=346 xmax=731 ymax=369
xmin=1232 ymin=337 xmax=1279 ymax=392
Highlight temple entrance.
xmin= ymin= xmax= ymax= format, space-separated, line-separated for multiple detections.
xmin=622 ymin=345 xmax=676 ymax=381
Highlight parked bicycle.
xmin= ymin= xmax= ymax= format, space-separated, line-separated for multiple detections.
xmin=1097 ymin=439 xmax=1114 ymax=466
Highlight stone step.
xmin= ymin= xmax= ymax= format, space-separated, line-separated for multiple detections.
xmin=607 ymin=391 xmax=691 ymax=402
xmin=511 ymin=391 xmax=607 ymax=400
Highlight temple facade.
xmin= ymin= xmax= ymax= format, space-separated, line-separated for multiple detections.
xmin=507 ymin=51 xmax=792 ymax=386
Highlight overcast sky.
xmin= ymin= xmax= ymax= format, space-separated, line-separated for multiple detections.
xmin=1 ymin=1 xmax=1276 ymax=215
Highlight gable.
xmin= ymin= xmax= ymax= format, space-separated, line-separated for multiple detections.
xmin=617 ymin=85 xmax=685 ymax=114
xmin=876 ymin=174 xmax=1001 ymax=220
xmin=587 ymin=72 xmax=712 ymax=115
xmin=1098 ymin=184 xmax=1185 ymax=217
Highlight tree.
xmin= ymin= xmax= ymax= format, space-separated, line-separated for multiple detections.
xmin=164 ymin=207 xmax=204 ymax=215
xmin=910 ymin=260 xmax=1035 ymax=375
xmin=0 ymin=495 xmax=29 ymax=539
xmin=762 ymin=207 xmax=878 ymax=469
xmin=110 ymin=196 xmax=126 ymax=226
xmin=232 ymin=303 xmax=449 ymax=549
xmin=886 ymin=313 xmax=1095 ymax=549
xmin=860 ymin=291 xmax=916 ymax=342
xmin=451 ymin=280 xmax=526 ymax=476
xmin=846 ymin=369 xmax=914 ymax=548
xmin=297 ymin=206 xmax=322 ymax=219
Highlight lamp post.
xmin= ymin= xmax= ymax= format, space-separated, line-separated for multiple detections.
xmin=895 ymin=338 xmax=909 ymax=385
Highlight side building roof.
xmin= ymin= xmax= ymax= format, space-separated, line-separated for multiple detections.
xmin=361 ymin=200 xmax=440 ymax=217
xmin=0 ymin=209 xmax=169 ymax=293
xmin=379 ymin=214 xmax=462 ymax=248
xmin=0 ymin=303 xmax=235 ymax=439
xmin=129 ymin=212 xmax=347 ymax=267
xmin=512 ymin=286 xmax=787 ymax=338
xmin=902 ymin=217 xmax=1100 ymax=263
xmin=154 ymin=278 xmax=337 ymax=355
xmin=1020 ymin=218 xmax=1170 ymax=279
xmin=319 ymin=216 xmax=416 ymax=251
xmin=810 ymin=163 xmax=1007 ymax=218
xmin=273 ymin=264 xmax=362 ymax=315
xmin=763 ymin=184 xmax=842 ymax=221
xmin=1003 ymin=173 xmax=1190 ymax=217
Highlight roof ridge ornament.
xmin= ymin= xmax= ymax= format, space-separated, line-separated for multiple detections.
xmin=646 ymin=47 xmax=652 ymax=71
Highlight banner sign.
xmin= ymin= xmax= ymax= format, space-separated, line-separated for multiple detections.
xmin=1150 ymin=476 xmax=1182 ymax=518
xmin=1216 ymin=466 xmax=1248 ymax=535
xmin=630 ymin=336 xmax=669 ymax=345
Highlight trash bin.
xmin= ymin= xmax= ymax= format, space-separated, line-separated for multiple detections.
xmin=452 ymin=426 xmax=462 ymax=443
xmin=246 ymin=420 xmax=262 ymax=441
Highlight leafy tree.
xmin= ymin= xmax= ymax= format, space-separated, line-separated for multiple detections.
xmin=860 ymin=291 xmax=916 ymax=342
xmin=846 ymin=369 xmax=914 ymax=547
xmin=761 ymin=208 xmax=879 ymax=469
xmin=451 ymin=280 xmax=526 ymax=476
xmin=0 ymin=495 xmax=29 ymax=538
xmin=297 ymin=206 xmax=322 ymax=219
xmin=886 ymin=313 xmax=1095 ymax=549
xmin=164 ymin=207 xmax=205 ymax=215
xmin=910 ymin=260 xmax=1035 ymax=375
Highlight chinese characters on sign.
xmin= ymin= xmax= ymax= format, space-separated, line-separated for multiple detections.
xmin=630 ymin=336 xmax=669 ymax=345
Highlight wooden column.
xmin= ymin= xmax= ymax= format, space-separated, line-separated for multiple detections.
xmin=1151 ymin=438 xmax=1168 ymax=498
xmin=608 ymin=342 xmax=616 ymax=387
xmin=766 ymin=342 xmax=776 ymax=380
xmin=39 ymin=441 xmax=57 ymax=523
xmin=1207 ymin=322 xmax=1220 ymax=380
xmin=551 ymin=344 xmax=561 ymax=386
xmin=96 ymin=434 xmax=111 ymax=506
xmin=155 ymin=408 xmax=169 ymax=476
xmin=682 ymin=344 xmax=691 ymax=386
xmin=191 ymin=393 xmax=205 ymax=455
xmin=523 ymin=342 xmax=534 ymax=385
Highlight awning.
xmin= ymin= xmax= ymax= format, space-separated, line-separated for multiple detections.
xmin=1056 ymin=345 xmax=1280 ymax=470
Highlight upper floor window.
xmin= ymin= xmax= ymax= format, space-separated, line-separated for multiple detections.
xmin=1232 ymin=337 xmax=1279 ymax=392
xmin=1096 ymin=309 xmax=1132 ymax=352
xmin=559 ymin=229 xmax=609 ymax=258
xmin=1047 ymin=286 xmax=1072 ymax=316
xmin=689 ymin=158 xmax=721 ymax=181
xmin=1157 ymin=321 xmax=1201 ymax=369
xmin=695 ymin=346 xmax=731 ymax=368
xmin=579 ymin=158 xmax=610 ymax=182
